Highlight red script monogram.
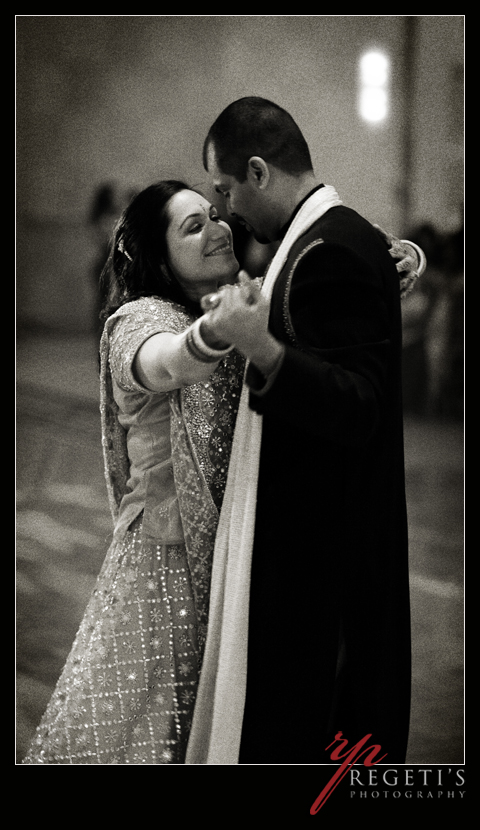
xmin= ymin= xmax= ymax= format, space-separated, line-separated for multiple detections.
xmin=310 ymin=732 xmax=387 ymax=814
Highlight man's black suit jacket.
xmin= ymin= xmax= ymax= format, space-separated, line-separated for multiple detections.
xmin=238 ymin=204 xmax=411 ymax=765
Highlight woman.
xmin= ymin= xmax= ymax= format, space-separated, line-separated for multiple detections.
xmin=22 ymin=181 xmax=246 ymax=764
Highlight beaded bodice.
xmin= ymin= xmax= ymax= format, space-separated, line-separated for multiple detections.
xmin=99 ymin=296 xmax=245 ymax=633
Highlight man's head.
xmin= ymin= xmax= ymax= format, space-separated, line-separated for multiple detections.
xmin=204 ymin=97 xmax=316 ymax=242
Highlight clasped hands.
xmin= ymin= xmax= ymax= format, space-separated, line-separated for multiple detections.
xmin=200 ymin=270 xmax=267 ymax=353
xmin=200 ymin=271 xmax=284 ymax=375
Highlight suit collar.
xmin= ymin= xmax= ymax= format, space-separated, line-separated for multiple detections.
xmin=277 ymin=183 xmax=325 ymax=240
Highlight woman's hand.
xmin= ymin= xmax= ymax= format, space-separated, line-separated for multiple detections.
xmin=374 ymin=223 xmax=427 ymax=272
xmin=373 ymin=224 xmax=426 ymax=298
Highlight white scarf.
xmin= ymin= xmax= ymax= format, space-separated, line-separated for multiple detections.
xmin=185 ymin=185 xmax=343 ymax=764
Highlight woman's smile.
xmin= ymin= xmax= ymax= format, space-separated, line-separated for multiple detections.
xmin=205 ymin=240 xmax=233 ymax=257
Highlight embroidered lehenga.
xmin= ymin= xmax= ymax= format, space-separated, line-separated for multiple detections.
xmin=22 ymin=297 xmax=244 ymax=764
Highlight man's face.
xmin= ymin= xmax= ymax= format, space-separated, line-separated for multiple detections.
xmin=206 ymin=144 xmax=273 ymax=243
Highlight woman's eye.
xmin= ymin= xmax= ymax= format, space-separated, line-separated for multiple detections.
xmin=187 ymin=213 xmax=221 ymax=233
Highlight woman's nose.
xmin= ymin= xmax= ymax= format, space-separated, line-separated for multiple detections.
xmin=209 ymin=219 xmax=230 ymax=238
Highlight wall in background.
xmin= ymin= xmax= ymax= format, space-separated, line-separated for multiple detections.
xmin=16 ymin=15 xmax=463 ymax=333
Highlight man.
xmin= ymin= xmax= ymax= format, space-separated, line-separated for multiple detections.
xmin=187 ymin=97 xmax=424 ymax=765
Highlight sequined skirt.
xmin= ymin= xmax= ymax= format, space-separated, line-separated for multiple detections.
xmin=22 ymin=516 xmax=203 ymax=764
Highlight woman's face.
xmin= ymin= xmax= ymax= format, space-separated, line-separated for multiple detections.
xmin=164 ymin=189 xmax=239 ymax=301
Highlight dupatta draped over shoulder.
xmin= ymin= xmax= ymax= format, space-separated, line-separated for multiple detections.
xmin=99 ymin=296 xmax=244 ymax=641
xmin=22 ymin=296 xmax=245 ymax=764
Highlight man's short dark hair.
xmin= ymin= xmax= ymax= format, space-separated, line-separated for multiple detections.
xmin=203 ymin=97 xmax=313 ymax=182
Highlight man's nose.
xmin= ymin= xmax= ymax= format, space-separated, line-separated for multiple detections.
xmin=223 ymin=195 xmax=234 ymax=216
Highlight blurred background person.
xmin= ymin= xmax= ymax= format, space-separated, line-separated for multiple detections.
xmin=401 ymin=218 xmax=464 ymax=419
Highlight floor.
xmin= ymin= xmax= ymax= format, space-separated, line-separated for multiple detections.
xmin=16 ymin=331 xmax=464 ymax=764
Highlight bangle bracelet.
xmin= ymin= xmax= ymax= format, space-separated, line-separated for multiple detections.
xmin=401 ymin=239 xmax=427 ymax=277
xmin=185 ymin=318 xmax=234 ymax=363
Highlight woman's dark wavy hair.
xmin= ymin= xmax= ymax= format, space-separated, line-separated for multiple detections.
xmin=203 ymin=97 xmax=313 ymax=182
xmin=99 ymin=179 xmax=196 ymax=323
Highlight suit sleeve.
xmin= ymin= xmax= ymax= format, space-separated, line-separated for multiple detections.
xmin=246 ymin=241 xmax=393 ymax=446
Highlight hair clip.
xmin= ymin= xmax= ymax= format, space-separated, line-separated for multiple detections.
xmin=118 ymin=238 xmax=133 ymax=262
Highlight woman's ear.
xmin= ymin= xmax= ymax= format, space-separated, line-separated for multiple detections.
xmin=247 ymin=156 xmax=270 ymax=190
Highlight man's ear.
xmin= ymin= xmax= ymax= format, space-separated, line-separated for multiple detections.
xmin=247 ymin=156 xmax=270 ymax=189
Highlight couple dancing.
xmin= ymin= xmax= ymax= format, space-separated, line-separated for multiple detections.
xmin=23 ymin=97 xmax=425 ymax=765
